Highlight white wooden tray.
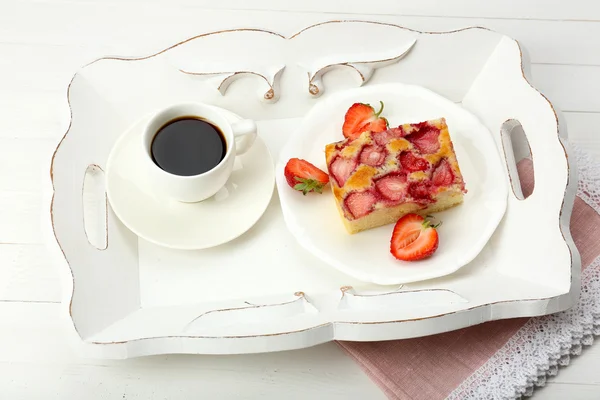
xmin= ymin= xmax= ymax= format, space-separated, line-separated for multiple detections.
xmin=50 ymin=21 xmax=580 ymax=358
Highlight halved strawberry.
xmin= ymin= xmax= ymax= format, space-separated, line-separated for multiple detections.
xmin=375 ymin=174 xmax=407 ymax=202
xmin=399 ymin=151 xmax=430 ymax=172
xmin=359 ymin=145 xmax=387 ymax=167
xmin=365 ymin=118 xmax=388 ymax=135
xmin=330 ymin=156 xmax=358 ymax=187
xmin=405 ymin=123 xmax=440 ymax=154
xmin=284 ymin=158 xmax=329 ymax=195
xmin=342 ymin=101 xmax=389 ymax=140
xmin=390 ymin=214 xmax=440 ymax=261
xmin=344 ymin=191 xmax=377 ymax=219
xmin=432 ymin=159 xmax=454 ymax=186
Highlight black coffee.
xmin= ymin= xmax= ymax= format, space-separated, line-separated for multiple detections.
xmin=151 ymin=117 xmax=227 ymax=176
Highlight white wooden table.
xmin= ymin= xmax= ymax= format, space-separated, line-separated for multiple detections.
xmin=1 ymin=1 xmax=599 ymax=398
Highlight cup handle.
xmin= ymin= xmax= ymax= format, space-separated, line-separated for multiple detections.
xmin=231 ymin=119 xmax=257 ymax=155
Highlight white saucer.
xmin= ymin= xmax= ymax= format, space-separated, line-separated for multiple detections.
xmin=105 ymin=109 xmax=275 ymax=250
xmin=276 ymin=83 xmax=508 ymax=285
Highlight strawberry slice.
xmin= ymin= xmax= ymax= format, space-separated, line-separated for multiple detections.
xmin=342 ymin=101 xmax=389 ymax=140
xmin=399 ymin=151 xmax=430 ymax=172
xmin=284 ymin=158 xmax=329 ymax=195
xmin=344 ymin=191 xmax=377 ymax=219
xmin=373 ymin=127 xmax=404 ymax=146
xmin=408 ymin=181 xmax=433 ymax=203
xmin=330 ymin=156 xmax=358 ymax=186
xmin=375 ymin=174 xmax=407 ymax=202
xmin=405 ymin=123 xmax=440 ymax=154
xmin=432 ymin=159 xmax=455 ymax=186
xmin=390 ymin=214 xmax=440 ymax=261
xmin=359 ymin=145 xmax=387 ymax=167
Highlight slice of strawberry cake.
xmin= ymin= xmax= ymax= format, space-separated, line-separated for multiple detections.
xmin=325 ymin=117 xmax=466 ymax=234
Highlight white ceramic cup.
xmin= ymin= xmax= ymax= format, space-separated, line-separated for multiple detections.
xmin=141 ymin=103 xmax=257 ymax=202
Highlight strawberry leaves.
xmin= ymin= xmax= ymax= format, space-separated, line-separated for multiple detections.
xmin=293 ymin=177 xmax=326 ymax=195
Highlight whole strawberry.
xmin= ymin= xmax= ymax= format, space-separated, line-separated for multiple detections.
xmin=284 ymin=158 xmax=330 ymax=195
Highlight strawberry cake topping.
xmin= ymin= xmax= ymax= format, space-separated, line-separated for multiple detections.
xmin=330 ymin=156 xmax=358 ymax=187
xmin=408 ymin=181 xmax=434 ymax=203
xmin=431 ymin=159 xmax=455 ymax=186
xmin=344 ymin=191 xmax=377 ymax=219
xmin=404 ymin=123 xmax=441 ymax=154
xmin=399 ymin=151 xmax=430 ymax=172
xmin=375 ymin=173 xmax=408 ymax=202
xmin=372 ymin=127 xmax=404 ymax=146
xmin=359 ymin=145 xmax=387 ymax=167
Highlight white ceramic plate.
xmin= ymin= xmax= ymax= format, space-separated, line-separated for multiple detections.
xmin=105 ymin=108 xmax=275 ymax=250
xmin=276 ymin=83 xmax=508 ymax=285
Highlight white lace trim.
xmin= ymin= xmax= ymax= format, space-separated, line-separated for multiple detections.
xmin=447 ymin=144 xmax=600 ymax=400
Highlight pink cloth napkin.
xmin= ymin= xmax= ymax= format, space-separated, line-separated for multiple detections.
xmin=337 ymin=159 xmax=600 ymax=400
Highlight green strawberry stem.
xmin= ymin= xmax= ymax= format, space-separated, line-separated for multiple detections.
xmin=374 ymin=101 xmax=385 ymax=118
xmin=422 ymin=216 xmax=442 ymax=229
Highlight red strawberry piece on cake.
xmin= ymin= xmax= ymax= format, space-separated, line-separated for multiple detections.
xmin=284 ymin=158 xmax=329 ymax=195
xmin=330 ymin=156 xmax=358 ymax=187
xmin=408 ymin=181 xmax=433 ymax=203
xmin=359 ymin=145 xmax=387 ymax=167
xmin=405 ymin=123 xmax=441 ymax=154
xmin=344 ymin=191 xmax=377 ymax=219
xmin=372 ymin=127 xmax=404 ymax=146
xmin=432 ymin=159 xmax=455 ymax=186
xmin=375 ymin=174 xmax=408 ymax=202
xmin=390 ymin=213 xmax=440 ymax=261
xmin=342 ymin=101 xmax=389 ymax=140
xmin=399 ymin=151 xmax=430 ymax=172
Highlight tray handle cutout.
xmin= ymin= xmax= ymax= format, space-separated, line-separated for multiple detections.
xmin=183 ymin=292 xmax=317 ymax=333
xmin=338 ymin=286 xmax=468 ymax=311
xmin=500 ymin=119 xmax=535 ymax=200
xmin=82 ymin=164 xmax=108 ymax=250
